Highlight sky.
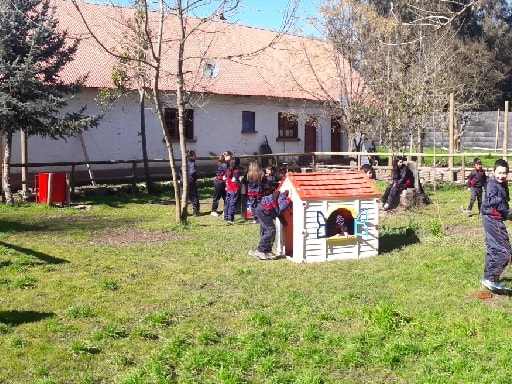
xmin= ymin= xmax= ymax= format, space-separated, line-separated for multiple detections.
xmin=90 ymin=0 xmax=322 ymax=36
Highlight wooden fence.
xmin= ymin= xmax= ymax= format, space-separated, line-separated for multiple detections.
xmin=8 ymin=150 xmax=510 ymax=195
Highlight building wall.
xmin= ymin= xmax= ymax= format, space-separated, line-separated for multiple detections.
xmin=12 ymin=89 xmax=346 ymax=174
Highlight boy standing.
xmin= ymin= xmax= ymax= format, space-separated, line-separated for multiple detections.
xmin=481 ymin=159 xmax=512 ymax=291
xmin=465 ymin=158 xmax=487 ymax=216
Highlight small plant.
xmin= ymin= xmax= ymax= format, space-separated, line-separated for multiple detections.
xmin=100 ymin=279 xmax=119 ymax=291
xmin=13 ymin=275 xmax=37 ymax=289
xmin=429 ymin=219 xmax=444 ymax=236
xmin=67 ymin=305 xmax=95 ymax=318
xmin=11 ymin=335 xmax=24 ymax=348
xmin=145 ymin=310 xmax=176 ymax=327
xmin=71 ymin=341 xmax=101 ymax=355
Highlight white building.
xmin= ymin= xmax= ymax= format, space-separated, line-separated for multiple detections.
xmin=11 ymin=0 xmax=369 ymax=181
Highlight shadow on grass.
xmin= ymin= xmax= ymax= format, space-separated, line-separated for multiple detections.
xmin=379 ymin=226 xmax=420 ymax=254
xmin=0 ymin=310 xmax=54 ymax=326
xmin=0 ymin=241 xmax=69 ymax=264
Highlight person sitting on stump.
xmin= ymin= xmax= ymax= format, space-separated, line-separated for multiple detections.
xmin=249 ymin=190 xmax=292 ymax=260
xmin=381 ymin=156 xmax=414 ymax=211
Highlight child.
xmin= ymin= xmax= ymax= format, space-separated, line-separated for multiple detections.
xmin=262 ymin=165 xmax=278 ymax=195
xmin=361 ymin=163 xmax=376 ymax=180
xmin=210 ymin=151 xmax=232 ymax=217
xmin=481 ymin=159 xmax=512 ymax=291
xmin=245 ymin=160 xmax=264 ymax=223
xmin=465 ymin=157 xmax=487 ymax=216
xmin=179 ymin=150 xmax=200 ymax=216
xmin=223 ymin=157 xmax=241 ymax=224
xmin=381 ymin=156 xmax=414 ymax=211
xmin=249 ymin=190 xmax=292 ymax=260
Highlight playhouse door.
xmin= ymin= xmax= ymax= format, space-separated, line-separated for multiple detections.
xmin=281 ymin=207 xmax=294 ymax=255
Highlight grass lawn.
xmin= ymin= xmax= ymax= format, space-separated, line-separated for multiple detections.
xmin=1 ymin=180 xmax=511 ymax=383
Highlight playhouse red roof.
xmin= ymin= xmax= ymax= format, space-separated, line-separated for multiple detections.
xmin=284 ymin=171 xmax=381 ymax=200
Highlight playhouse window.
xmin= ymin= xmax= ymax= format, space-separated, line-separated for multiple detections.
xmin=278 ymin=112 xmax=298 ymax=138
xmin=164 ymin=108 xmax=194 ymax=140
xmin=326 ymin=208 xmax=355 ymax=237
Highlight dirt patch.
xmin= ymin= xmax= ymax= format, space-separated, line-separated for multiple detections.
xmin=91 ymin=227 xmax=181 ymax=246
xmin=444 ymin=225 xmax=483 ymax=237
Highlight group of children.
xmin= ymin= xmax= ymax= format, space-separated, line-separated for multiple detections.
xmin=184 ymin=150 xmax=512 ymax=288
xmin=208 ymin=151 xmax=283 ymax=224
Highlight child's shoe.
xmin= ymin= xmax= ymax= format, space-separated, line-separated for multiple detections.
xmin=210 ymin=211 xmax=219 ymax=217
xmin=481 ymin=278 xmax=504 ymax=291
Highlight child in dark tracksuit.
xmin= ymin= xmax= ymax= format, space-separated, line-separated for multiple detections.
xmin=382 ymin=156 xmax=414 ymax=211
xmin=245 ymin=160 xmax=264 ymax=223
xmin=179 ymin=150 xmax=200 ymax=216
xmin=465 ymin=158 xmax=487 ymax=216
xmin=223 ymin=157 xmax=241 ymax=224
xmin=250 ymin=190 xmax=292 ymax=260
xmin=210 ymin=151 xmax=232 ymax=217
xmin=481 ymin=159 xmax=512 ymax=292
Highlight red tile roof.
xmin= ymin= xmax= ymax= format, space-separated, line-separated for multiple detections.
xmin=52 ymin=0 xmax=367 ymax=102
xmin=284 ymin=171 xmax=381 ymax=200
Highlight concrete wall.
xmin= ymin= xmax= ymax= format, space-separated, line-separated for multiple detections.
xmin=423 ymin=111 xmax=512 ymax=150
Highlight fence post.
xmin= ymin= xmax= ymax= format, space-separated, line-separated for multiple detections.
xmin=131 ymin=162 xmax=137 ymax=193
xmin=504 ymin=101 xmax=509 ymax=161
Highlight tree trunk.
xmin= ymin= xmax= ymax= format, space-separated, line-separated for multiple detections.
xmin=3 ymin=132 xmax=13 ymax=205
xmin=139 ymin=90 xmax=154 ymax=194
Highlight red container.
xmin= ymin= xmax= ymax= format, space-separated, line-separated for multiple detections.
xmin=35 ymin=173 xmax=68 ymax=204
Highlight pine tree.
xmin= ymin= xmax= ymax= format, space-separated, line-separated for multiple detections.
xmin=0 ymin=0 xmax=100 ymax=203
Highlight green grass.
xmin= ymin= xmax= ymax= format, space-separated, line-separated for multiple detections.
xmin=0 ymin=181 xmax=511 ymax=383
xmin=376 ymin=147 xmax=504 ymax=167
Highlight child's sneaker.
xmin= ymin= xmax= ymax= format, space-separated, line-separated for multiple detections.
xmin=481 ymin=278 xmax=504 ymax=291
xmin=250 ymin=249 xmax=267 ymax=260
xmin=264 ymin=252 xmax=276 ymax=260
xmin=210 ymin=211 xmax=219 ymax=217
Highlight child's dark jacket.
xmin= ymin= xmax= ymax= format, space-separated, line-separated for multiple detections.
xmin=466 ymin=168 xmax=487 ymax=189
xmin=259 ymin=192 xmax=291 ymax=219
xmin=481 ymin=177 xmax=510 ymax=220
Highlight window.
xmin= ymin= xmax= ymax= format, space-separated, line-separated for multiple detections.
xmin=164 ymin=108 xmax=194 ymax=140
xmin=242 ymin=111 xmax=256 ymax=133
xmin=278 ymin=112 xmax=298 ymax=138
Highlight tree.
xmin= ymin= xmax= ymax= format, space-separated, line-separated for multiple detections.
xmin=0 ymin=0 xmax=100 ymax=204
xmin=96 ymin=0 xmax=155 ymax=193
xmin=71 ymin=0 xmax=299 ymax=223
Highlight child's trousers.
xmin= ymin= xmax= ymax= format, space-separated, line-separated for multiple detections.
xmin=483 ymin=215 xmax=512 ymax=281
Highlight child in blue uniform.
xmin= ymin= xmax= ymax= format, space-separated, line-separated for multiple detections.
xmin=223 ymin=157 xmax=241 ymax=224
xmin=481 ymin=159 xmax=512 ymax=291
xmin=211 ymin=151 xmax=232 ymax=217
xmin=381 ymin=156 xmax=414 ymax=211
xmin=250 ymin=190 xmax=292 ymax=260
xmin=245 ymin=160 xmax=264 ymax=223
xmin=179 ymin=150 xmax=200 ymax=216
xmin=465 ymin=157 xmax=487 ymax=216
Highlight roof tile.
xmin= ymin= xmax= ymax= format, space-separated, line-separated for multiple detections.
xmin=284 ymin=171 xmax=381 ymax=200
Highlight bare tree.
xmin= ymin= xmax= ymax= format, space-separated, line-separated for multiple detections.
xmin=70 ymin=0 xmax=299 ymax=223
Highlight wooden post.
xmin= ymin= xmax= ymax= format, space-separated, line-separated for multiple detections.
xmin=504 ymin=101 xmax=509 ymax=161
xmin=65 ymin=173 xmax=71 ymax=207
xmin=448 ymin=93 xmax=454 ymax=182
xmin=131 ymin=162 xmax=137 ymax=193
xmin=495 ymin=110 xmax=500 ymax=152
xmin=47 ymin=172 xmax=53 ymax=206
xmin=21 ymin=129 xmax=27 ymax=198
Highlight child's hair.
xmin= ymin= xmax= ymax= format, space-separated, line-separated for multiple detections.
xmin=187 ymin=150 xmax=196 ymax=159
xmin=219 ymin=151 xmax=233 ymax=162
xmin=228 ymin=157 xmax=240 ymax=171
xmin=361 ymin=163 xmax=376 ymax=179
xmin=494 ymin=159 xmax=509 ymax=172
xmin=473 ymin=157 xmax=482 ymax=166
xmin=247 ymin=160 xmax=263 ymax=183
xmin=266 ymin=165 xmax=276 ymax=174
